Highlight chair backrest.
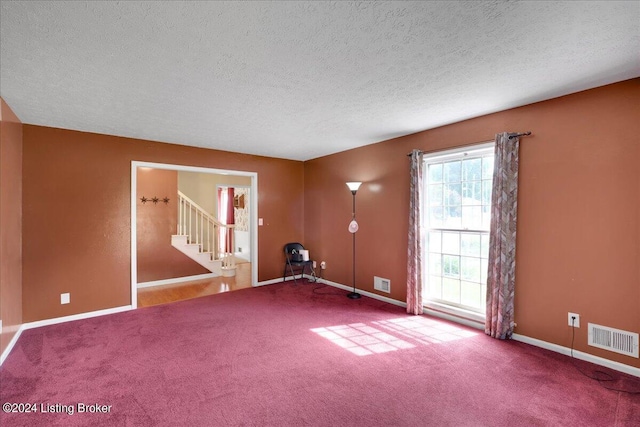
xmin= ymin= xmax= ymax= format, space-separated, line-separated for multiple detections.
xmin=284 ymin=242 xmax=305 ymax=261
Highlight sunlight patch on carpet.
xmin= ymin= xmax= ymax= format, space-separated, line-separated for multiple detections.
xmin=311 ymin=323 xmax=415 ymax=356
xmin=373 ymin=317 xmax=478 ymax=345
xmin=311 ymin=317 xmax=478 ymax=356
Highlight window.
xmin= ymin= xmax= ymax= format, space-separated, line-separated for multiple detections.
xmin=423 ymin=143 xmax=494 ymax=317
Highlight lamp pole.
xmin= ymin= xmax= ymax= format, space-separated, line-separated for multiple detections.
xmin=346 ymin=182 xmax=362 ymax=299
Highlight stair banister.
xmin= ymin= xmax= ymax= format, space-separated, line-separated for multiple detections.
xmin=177 ymin=191 xmax=236 ymax=268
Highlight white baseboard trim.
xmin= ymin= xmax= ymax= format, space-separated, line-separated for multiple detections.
xmin=22 ymin=305 xmax=133 ymax=330
xmin=1 ymin=305 xmax=133 ymax=366
xmin=137 ymin=273 xmax=218 ymax=289
xmin=318 ymin=278 xmax=407 ymax=308
xmin=512 ymin=333 xmax=640 ymax=378
xmin=255 ymin=275 xmax=307 ymax=287
xmin=0 ymin=325 xmax=25 ymax=366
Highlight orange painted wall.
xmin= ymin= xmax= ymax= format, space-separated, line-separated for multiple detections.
xmin=136 ymin=168 xmax=209 ymax=282
xmin=11 ymin=79 xmax=640 ymax=369
xmin=22 ymin=126 xmax=305 ymax=322
xmin=305 ymin=79 xmax=640 ymax=368
xmin=0 ymin=98 xmax=23 ymax=356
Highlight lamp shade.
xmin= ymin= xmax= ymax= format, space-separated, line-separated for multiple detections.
xmin=346 ymin=182 xmax=362 ymax=192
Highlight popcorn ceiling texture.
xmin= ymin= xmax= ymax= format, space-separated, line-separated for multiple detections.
xmin=0 ymin=1 xmax=638 ymax=161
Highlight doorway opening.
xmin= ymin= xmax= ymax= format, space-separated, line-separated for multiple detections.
xmin=131 ymin=161 xmax=258 ymax=308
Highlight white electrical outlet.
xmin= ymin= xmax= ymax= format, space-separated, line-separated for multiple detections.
xmin=568 ymin=312 xmax=580 ymax=328
xmin=312 ymin=261 xmax=317 ymax=269
xmin=61 ymin=293 xmax=70 ymax=305
xmin=320 ymin=261 xmax=326 ymax=269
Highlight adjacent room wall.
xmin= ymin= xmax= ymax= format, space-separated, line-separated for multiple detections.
xmin=178 ymin=171 xmax=251 ymax=217
xmin=304 ymin=79 xmax=640 ymax=368
xmin=0 ymin=98 xmax=23 ymax=356
xmin=177 ymin=172 xmax=252 ymax=255
xmin=22 ymin=126 xmax=305 ymax=322
xmin=136 ymin=168 xmax=209 ymax=283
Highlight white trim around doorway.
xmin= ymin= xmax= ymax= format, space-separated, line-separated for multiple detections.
xmin=131 ymin=161 xmax=259 ymax=309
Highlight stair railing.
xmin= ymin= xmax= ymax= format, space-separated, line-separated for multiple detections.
xmin=177 ymin=191 xmax=235 ymax=269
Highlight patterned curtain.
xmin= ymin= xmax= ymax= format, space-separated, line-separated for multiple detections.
xmin=485 ymin=132 xmax=520 ymax=339
xmin=407 ymin=149 xmax=424 ymax=315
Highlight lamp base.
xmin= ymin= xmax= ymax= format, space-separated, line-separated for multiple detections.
xmin=346 ymin=292 xmax=361 ymax=299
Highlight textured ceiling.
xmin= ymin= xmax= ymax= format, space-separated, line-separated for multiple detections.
xmin=1 ymin=1 xmax=638 ymax=161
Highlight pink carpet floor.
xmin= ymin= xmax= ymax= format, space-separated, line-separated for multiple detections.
xmin=1 ymin=281 xmax=639 ymax=426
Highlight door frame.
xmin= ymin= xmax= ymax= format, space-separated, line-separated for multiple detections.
xmin=131 ymin=161 xmax=258 ymax=309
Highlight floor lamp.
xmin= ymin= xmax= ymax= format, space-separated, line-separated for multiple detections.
xmin=346 ymin=182 xmax=362 ymax=299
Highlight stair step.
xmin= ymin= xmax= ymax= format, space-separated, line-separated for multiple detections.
xmin=171 ymin=235 xmax=189 ymax=243
xmin=183 ymin=243 xmax=201 ymax=253
xmin=171 ymin=235 xmax=223 ymax=276
xmin=195 ymin=252 xmax=215 ymax=262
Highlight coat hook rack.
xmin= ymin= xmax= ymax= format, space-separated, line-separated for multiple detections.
xmin=140 ymin=196 xmax=170 ymax=205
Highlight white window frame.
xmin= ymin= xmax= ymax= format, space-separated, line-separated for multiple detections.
xmin=422 ymin=142 xmax=494 ymax=325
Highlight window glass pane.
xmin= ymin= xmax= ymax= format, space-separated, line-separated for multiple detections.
xmin=462 ymin=206 xmax=482 ymax=229
xmin=444 ymin=161 xmax=461 ymax=183
xmin=482 ymin=205 xmax=492 ymax=229
xmin=429 ymin=163 xmax=443 ymax=183
xmin=462 ymin=181 xmax=481 ymax=205
xmin=443 ymin=206 xmax=461 ymax=229
xmin=427 ymin=276 xmax=442 ymax=299
xmin=428 ymin=231 xmax=442 ymax=253
xmin=462 ymin=158 xmax=482 ymax=181
xmin=481 ymin=258 xmax=488 ymax=285
xmin=430 ymin=206 xmax=443 ymax=228
xmin=461 ymin=256 xmax=481 ymax=282
xmin=482 ymin=180 xmax=492 ymax=205
xmin=461 ymin=233 xmax=480 ymax=256
xmin=445 ymin=183 xmax=461 ymax=205
xmin=482 ymin=156 xmax=494 ymax=179
xmin=428 ymin=184 xmax=443 ymax=206
xmin=442 ymin=232 xmax=460 ymax=255
xmin=461 ymin=281 xmax=481 ymax=309
xmin=442 ymin=278 xmax=460 ymax=303
xmin=443 ymin=255 xmax=460 ymax=277
xmin=428 ymin=253 xmax=441 ymax=276
xmin=481 ymin=234 xmax=490 ymax=258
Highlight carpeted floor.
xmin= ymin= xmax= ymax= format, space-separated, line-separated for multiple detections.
xmin=1 ymin=281 xmax=639 ymax=426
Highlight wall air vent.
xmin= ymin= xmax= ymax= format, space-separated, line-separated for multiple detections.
xmin=374 ymin=276 xmax=390 ymax=293
xmin=588 ymin=323 xmax=639 ymax=358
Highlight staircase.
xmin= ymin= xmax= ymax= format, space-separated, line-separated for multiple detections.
xmin=172 ymin=191 xmax=236 ymax=277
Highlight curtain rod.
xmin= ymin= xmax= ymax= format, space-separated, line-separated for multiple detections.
xmin=406 ymin=131 xmax=532 ymax=156
xmin=508 ymin=131 xmax=532 ymax=139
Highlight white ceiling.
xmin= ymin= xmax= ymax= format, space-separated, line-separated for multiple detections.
xmin=1 ymin=1 xmax=638 ymax=161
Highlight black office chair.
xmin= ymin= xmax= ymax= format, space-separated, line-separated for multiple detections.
xmin=283 ymin=242 xmax=316 ymax=284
